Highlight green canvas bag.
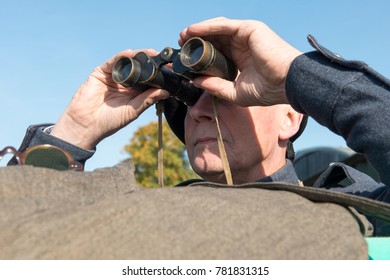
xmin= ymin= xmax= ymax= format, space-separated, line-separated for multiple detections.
xmin=1 ymin=162 xmax=389 ymax=259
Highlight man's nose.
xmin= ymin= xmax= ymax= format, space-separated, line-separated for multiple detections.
xmin=187 ymin=92 xmax=215 ymax=122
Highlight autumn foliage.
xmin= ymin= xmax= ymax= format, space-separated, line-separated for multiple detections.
xmin=124 ymin=120 xmax=198 ymax=187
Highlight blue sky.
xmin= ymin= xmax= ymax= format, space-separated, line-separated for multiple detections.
xmin=0 ymin=0 xmax=389 ymax=171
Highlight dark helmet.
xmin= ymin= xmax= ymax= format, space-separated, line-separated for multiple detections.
xmin=163 ymin=97 xmax=308 ymax=160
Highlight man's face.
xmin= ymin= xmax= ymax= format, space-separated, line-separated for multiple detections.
xmin=184 ymin=92 xmax=295 ymax=184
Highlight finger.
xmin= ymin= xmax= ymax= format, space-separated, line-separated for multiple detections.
xmin=200 ymin=17 xmax=228 ymax=23
xmin=99 ymin=49 xmax=136 ymax=73
xmin=130 ymin=88 xmax=170 ymax=117
xmin=192 ymin=76 xmax=238 ymax=104
xmin=178 ymin=17 xmax=228 ymax=45
xmin=179 ymin=17 xmax=241 ymax=43
xmin=100 ymin=48 xmax=160 ymax=73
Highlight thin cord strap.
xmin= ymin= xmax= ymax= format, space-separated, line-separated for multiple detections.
xmin=212 ymin=96 xmax=233 ymax=185
xmin=156 ymin=101 xmax=165 ymax=188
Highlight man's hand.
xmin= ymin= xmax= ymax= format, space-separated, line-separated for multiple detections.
xmin=179 ymin=17 xmax=302 ymax=107
xmin=51 ymin=49 xmax=169 ymax=150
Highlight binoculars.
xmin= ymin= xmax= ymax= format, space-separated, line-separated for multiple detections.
xmin=112 ymin=37 xmax=238 ymax=106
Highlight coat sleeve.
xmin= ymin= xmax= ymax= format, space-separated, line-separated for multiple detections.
xmin=286 ymin=36 xmax=390 ymax=188
xmin=8 ymin=124 xmax=95 ymax=167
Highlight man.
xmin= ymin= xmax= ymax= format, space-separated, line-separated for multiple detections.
xmin=10 ymin=18 xmax=390 ymax=233
xmin=174 ymin=92 xmax=303 ymax=185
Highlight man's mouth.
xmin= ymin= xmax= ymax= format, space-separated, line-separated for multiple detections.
xmin=195 ymin=137 xmax=218 ymax=146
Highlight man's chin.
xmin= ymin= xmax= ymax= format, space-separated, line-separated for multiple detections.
xmin=197 ymin=171 xmax=227 ymax=184
xmin=192 ymin=160 xmax=226 ymax=181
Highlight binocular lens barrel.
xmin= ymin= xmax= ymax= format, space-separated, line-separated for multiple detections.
xmin=180 ymin=37 xmax=237 ymax=81
xmin=112 ymin=54 xmax=202 ymax=106
xmin=111 ymin=38 xmax=237 ymax=106
xmin=180 ymin=38 xmax=210 ymax=72
xmin=112 ymin=57 xmax=141 ymax=87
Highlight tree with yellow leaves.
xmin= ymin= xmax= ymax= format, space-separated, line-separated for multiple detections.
xmin=124 ymin=120 xmax=198 ymax=187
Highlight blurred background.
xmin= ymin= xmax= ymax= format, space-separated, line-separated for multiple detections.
xmin=1 ymin=0 xmax=389 ymax=171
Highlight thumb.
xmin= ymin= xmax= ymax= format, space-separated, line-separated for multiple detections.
xmin=192 ymin=76 xmax=239 ymax=104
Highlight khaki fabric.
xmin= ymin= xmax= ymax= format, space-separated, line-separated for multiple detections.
xmin=0 ymin=163 xmax=367 ymax=259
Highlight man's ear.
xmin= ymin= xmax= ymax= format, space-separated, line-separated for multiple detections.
xmin=279 ymin=107 xmax=304 ymax=141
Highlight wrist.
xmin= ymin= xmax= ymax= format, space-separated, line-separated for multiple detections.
xmin=51 ymin=113 xmax=98 ymax=150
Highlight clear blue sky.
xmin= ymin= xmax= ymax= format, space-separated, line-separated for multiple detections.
xmin=1 ymin=0 xmax=389 ymax=171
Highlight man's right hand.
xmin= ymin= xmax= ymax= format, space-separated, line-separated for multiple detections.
xmin=179 ymin=17 xmax=302 ymax=107
xmin=51 ymin=49 xmax=169 ymax=150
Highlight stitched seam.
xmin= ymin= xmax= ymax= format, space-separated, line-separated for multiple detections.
xmin=330 ymin=72 xmax=365 ymax=131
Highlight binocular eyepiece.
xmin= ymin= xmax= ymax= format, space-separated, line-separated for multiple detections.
xmin=112 ymin=37 xmax=237 ymax=106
